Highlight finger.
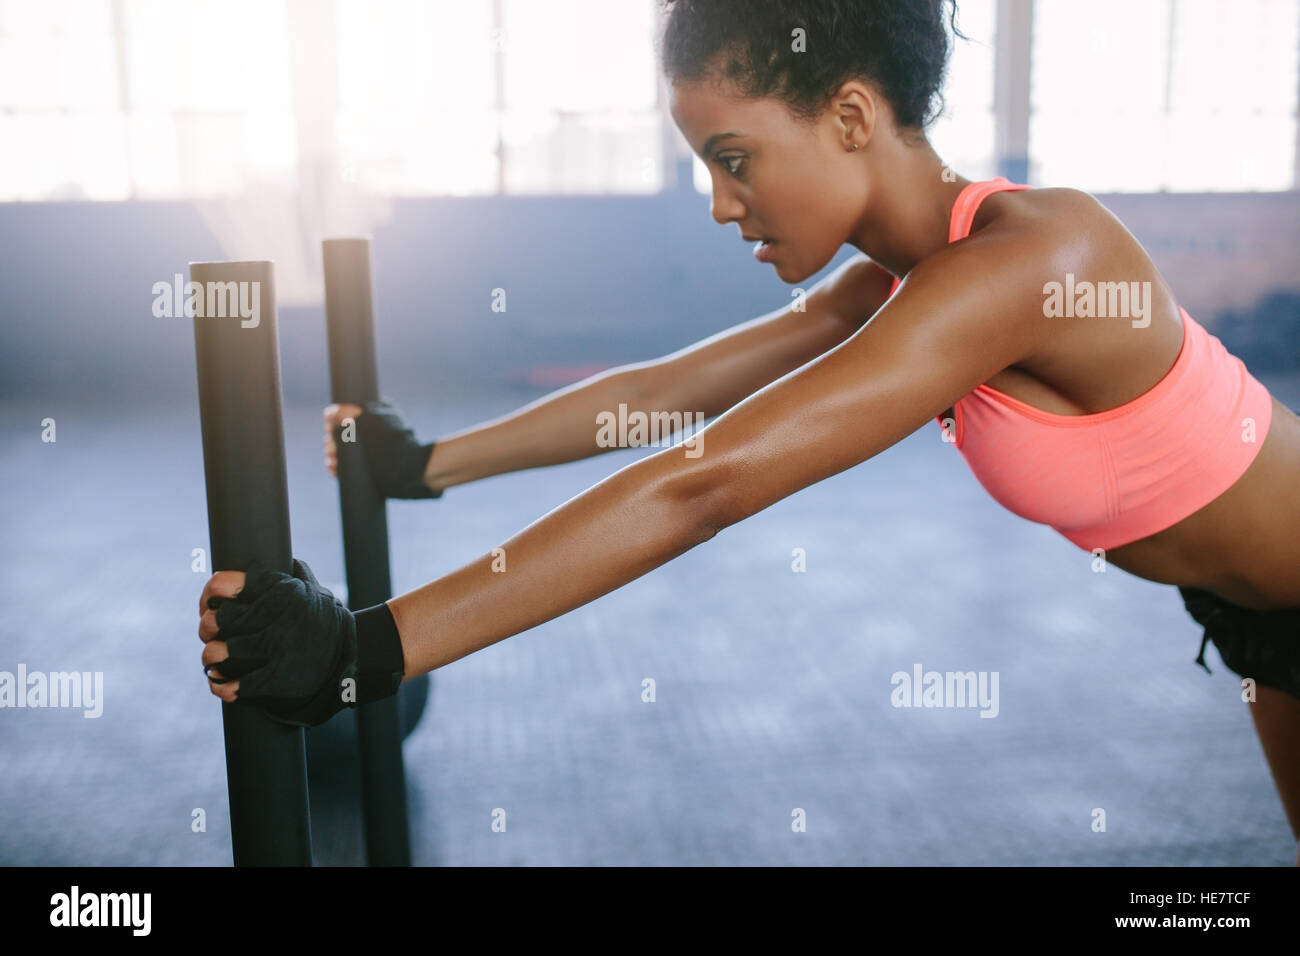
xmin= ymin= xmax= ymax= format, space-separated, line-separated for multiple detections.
xmin=212 ymin=588 xmax=281 ymax=637
xmin=199 ymin=606 xmax=221 ymax=643
xmin=220 ymin=559 xmax=285 ymax=609
xmin=199 ymin=600 xmax=250 ymax=643
xmin=203 ymin=638 xmax=262 ymax=682
xmin=198 ymin=570 xmax=247 ymax=618
xmin=208 ymin=674 xmax=239 ymax=702
xmin=202 ymin=639 xmax=229 ymax=671
xmin=203 ymin=642 xmax=239 ymax=701
xmin=200 ymin=562 xmax=289 ymax=643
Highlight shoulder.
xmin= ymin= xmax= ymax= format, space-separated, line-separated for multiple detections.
xmin=995 ymin=185 xmax=1111 ymax=223
xmin=981 ymin=186 xmax=1123 ymax=269
xmin=971 ymin=185 xmax=1115 ymax=245
xmin=842 ymin=186 xmax=1122 ymax=366
xmin=915 ymin=185 xmax=1120 ymax=328
xmin=1023 ymin=185 xmax=1107 ymax=214
xmin=875 ymin=204 xmax=1075 ymax=373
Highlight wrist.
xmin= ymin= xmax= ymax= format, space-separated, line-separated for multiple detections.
xmin=418 ymin=440 xmax=444 ymax=496
xmin=352 ymin=601 xmax=406 ymax=704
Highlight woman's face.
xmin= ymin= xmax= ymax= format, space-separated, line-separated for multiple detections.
xmin=668 ymin=77 xmax=872 ymax=284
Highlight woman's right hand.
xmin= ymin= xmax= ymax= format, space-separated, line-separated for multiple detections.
xmin=323 ymin=398 xmax=443 ymax=499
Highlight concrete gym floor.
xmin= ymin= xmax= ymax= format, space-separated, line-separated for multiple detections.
xmin=2 ymin=373 xmax=1297 ymax=866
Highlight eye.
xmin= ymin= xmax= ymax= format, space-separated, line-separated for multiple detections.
xmin=717 ymin=154 xmax=746 ymax=178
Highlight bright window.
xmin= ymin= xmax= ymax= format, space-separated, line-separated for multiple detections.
xmin=4 ymin=0 xmax=1295 ymax=200
xmin=0 ymin=0 xmax=665 ymax=200
xmin=0 ymin=0 xmax=128 ymax=199
xmin=498 ymin=0 xmax=662 ymax=194
xmin=1030 ymin=0 xmax=1300 ymax=192
xmin=334 ymin=0 xmax=497 ymax=196
xmin=930 ymin=0 xmax=998 ymax=182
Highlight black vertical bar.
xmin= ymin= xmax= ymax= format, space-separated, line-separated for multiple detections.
xmin=321 ymin=237 xmax=414 ymax=867
xmin=191 ymin=259 xmax=313 ymax=867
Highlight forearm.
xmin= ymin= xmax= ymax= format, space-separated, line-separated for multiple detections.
xmin=423 ymin=364 xmax=666 ymax=492
xmin=388 ymin=453 xmax=719 ymax=675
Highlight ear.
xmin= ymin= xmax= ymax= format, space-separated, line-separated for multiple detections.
xmin=829 ymin=79 xmax=880 ymax=150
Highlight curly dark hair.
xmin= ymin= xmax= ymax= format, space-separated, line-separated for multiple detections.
xmin=657 ymin=0 xmax=968 ymax=134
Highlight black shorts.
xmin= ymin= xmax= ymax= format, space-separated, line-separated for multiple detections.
xmin=1179 ymin=585 xmax=1300 ymax=701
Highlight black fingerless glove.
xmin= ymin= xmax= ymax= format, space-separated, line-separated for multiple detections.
xmin=337 ymin=398 xmax=442 ymax=500
xmin=205 ymin=558 xmax=406 ymax=728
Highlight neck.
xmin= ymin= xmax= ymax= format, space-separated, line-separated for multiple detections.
xmin=846 ymin=139 xmax=977 ymax=278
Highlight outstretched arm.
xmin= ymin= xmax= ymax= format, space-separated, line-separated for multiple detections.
xmin=324 ymin=255 xmax=892 ymax=491
xmin=390 ymin=235 xmax=1042 ymax=676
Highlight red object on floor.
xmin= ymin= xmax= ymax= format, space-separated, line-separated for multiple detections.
xmin=506 ymin=363 xmax=616 ymax=388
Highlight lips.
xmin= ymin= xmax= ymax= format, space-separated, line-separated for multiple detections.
xmin=741 ymin=232 xmax=776 ymax=262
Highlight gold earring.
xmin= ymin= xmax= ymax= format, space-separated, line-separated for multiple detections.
xmin=850 ymin=144 xmax=859 ymax=151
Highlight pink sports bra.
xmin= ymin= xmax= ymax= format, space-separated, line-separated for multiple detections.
xmin=885 ymin=177 xmax=1274 ymax=552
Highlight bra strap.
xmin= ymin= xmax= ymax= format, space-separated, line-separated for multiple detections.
xmin=949 ymin=177 xmax=1033 ymax=243
xmin=888 ymin=178 xmax=1034 ymax=297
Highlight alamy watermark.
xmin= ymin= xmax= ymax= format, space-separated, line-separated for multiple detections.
xmin=595 ymin=403 xmax=705 ymax=457
xmin=151 ymin=275 xmax=261 ymax=328
xmin=0 ymin=665 xmax=103 ymax=717
xmin=49 ymin=886 xmax=150 ymax=935
xmin=1043 ymin=273 xmax=1151 ymax=328
xmin=890 ymin=663 xmax=999 ymax=718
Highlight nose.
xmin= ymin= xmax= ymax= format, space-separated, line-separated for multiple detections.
xmin=709 ymin=181 xmax=746 ymax=227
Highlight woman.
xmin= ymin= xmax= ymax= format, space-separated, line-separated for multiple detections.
xmin=197 ymin=0 xmax=1300 ymax=860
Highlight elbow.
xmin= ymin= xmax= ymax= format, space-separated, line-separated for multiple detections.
xmin=682 ymin=501 xmax=730 ymax=548
xmin=648 ymin=455 xmax=740 ymax=547
xmin=692 ymin=517 xmax=724 ymax=546
xmin=695 ymin=482 xmax=742 ymax=541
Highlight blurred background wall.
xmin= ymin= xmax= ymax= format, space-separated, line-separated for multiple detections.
xmin=2 ymin=186 xmax=1299 ymax=411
